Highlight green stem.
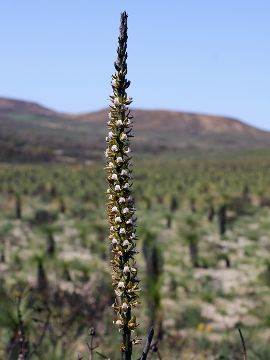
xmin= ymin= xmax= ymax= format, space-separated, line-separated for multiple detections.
xmin=123 ymin=309 xmax=132 ymax=359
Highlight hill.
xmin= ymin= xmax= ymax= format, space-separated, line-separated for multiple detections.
xmin=0 ymin=97 xmax=269 ymax=163
xmin=0 ymin=97 xmax=58 ymax=117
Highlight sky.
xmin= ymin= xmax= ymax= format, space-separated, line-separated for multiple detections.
xmin=0 ymin=1 xmax=269 ymax=130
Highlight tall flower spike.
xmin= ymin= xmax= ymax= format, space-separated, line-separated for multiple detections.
xmin=106 ymin=11 xmax=140 ymax=360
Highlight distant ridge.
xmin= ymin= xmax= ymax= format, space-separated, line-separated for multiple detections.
xmin=75 ymin=108 xmax=270 ymax=139
xmin=0 ymin=97 xmax=269 ymax=163
xmin=0 ymin=97 xmax=57 ymax=117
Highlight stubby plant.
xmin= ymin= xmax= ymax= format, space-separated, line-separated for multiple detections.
xmin=105 ymin=11 xmax=141 ymax=360
xmin=142 ymin=227 xmax=163 ymax=340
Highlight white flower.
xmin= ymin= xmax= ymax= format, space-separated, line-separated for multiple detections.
xmin=119 ymin=197 xmax=126 ymax=203
xmin=116 ymin=120 xmax=123 ymax=126
xmin=120 ymin=133 xmax=127 ymax=141
xmin=124 ymin=183 xmax=129 ymax=189
xmin=111 ymin=173 xmax=118 ymax=180
xmin=116 ymin=157 xmax=123 ymax=163
xmin=126 ymin=218 xmax=132 ymax=224
xmin=122 ymin=303 xmax=128 ymax=312
xmin=112 ymin=79 xmax=117 ymax=86
xmin=112 ymin=238 xmax=118 ymax=245
xmin=122 ymin=207 xmax=129 ymax=214
xmin=123 ymin=240 xmax=130 ymax=247
xmin=105 ymin=149 xmax=109 ymax=157
xmin=107 ymin=189 xmax=111 ymax=194
xmin=115 ymin=216 xmax=122 ymax=223
xmin=112 ymin=206 xmax=118 ymax=212
xmin=131 ymin=233 xmax=136 ymax=238
xmin=108 ymin=195 xmax=113 ymax=200
xmin=108 ymin=113 xmax=113 ymax=119
xmin=119 ymin=228 xmax=126 ymax=234
xmin=106 ymin=136 xmax=109 ymax=142
xmin=121 ymin=170 xmax=128 ymax=176
xmin=115 ymin=319 xmax=122 ymax=326
xmin=124 ymin=147 xmax=131 ymax=154
xmin=114 ymin=97 xmax=120 ymax=105
xmin=110 ymin=226 xmax=114 ymax=231
xmin=118 ymin=281 xmax=125 ymax=289
xmin=108 ymin=131 xmax=114 ymax=139
xmin=111 ymin=144 xmax=118 ymax=152
xmin=123 ymin=266 xmax=130 ymax=273
xmin=127 ymin=195 xmax=133 ymax=202
xmin=115 ymin=185 xmax=121 ymax=191
xmin=108 ymin=162 xmax=115 ymax=168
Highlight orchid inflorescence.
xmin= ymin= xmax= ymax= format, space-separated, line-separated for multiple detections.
xmin=105 ymin=11 xmax=140 ymax=358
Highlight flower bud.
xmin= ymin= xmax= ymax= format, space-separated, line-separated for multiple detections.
xmin=116 ymin=120 xmax=123 ymax=126
xmin=123 ymin=240 xmax=130 ymax=247
xmin=118 ymin=281 xmax=125 ymax=289
xmin=120 ymin=133 xmax=127 ymax=141
xmin=123 ymin=266 xmax=130 ymax=273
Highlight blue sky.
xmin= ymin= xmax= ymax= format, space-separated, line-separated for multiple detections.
xmin=0 ymin=0 xmax=269 ymax=130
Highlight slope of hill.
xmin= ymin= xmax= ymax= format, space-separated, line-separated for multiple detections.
xmin=0 ymin=97 xmax=58 ymax=117
xmin=76 ymin=109 xmax=270 ymax=151
xmin=77 ymin=108 xmax=265 ymax=137
xmin=0 ymin=97 xmax=269 ymax=163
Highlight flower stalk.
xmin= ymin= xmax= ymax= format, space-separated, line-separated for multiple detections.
xmin=106 ymin=11 xmax=140 ymax=360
